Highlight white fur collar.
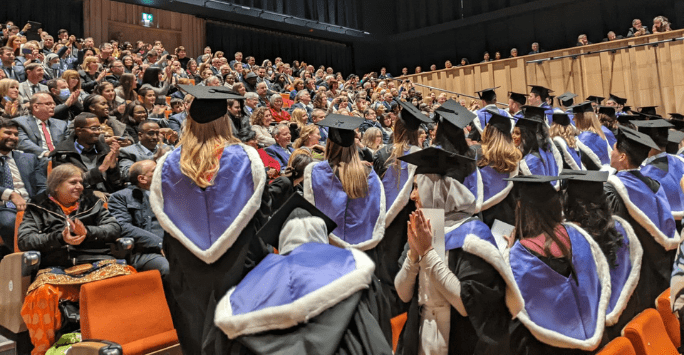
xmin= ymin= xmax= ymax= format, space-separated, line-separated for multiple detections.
xmin=214 ymin=248 xmax=374 ymax=339
xmin=519 ymin=139 xmax=564 ymax=190
xmin=480 ymin=167 xmax=518 ymax=212
xmin=303 ymin=162 xmax=387 ymax=251
xmin=552 ymin=137 xmax=584 ymax=171
xmin=385 ymin=145 xmax=421 ymax=227
xmin=607 ymin=174 xmax=682 ymax=250
xmin=576 ymin=139 xmax=609 ymax=170
xmin=150 ymin=144 xmax=267 ymax=264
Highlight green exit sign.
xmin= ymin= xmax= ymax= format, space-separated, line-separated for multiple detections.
xmin=142 ymin=13 xmax=153 ymax=27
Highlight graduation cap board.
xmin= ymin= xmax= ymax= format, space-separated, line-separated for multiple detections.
xmin=668 ymin=130 xmax=684 ymax=154
xmin=630 ymin=119 xmax=673 ymax=147
xmin=317 ymin=114 xmax=364 ymax=147
xmin=434 ymin=99 xmax=476 ymax=129
xmin=571 ymin=101 xmax=594 ymax=114
xmin=504 ymin=175 xmax=563 ymax=203
xmin=629 ymin=119 xmax=674 ymax=129
xmin=395 ymin=99 xmax=432 ymax=131
xmin=398 ymin=147 xmax=474 ymax=177
xmin=529 ymin=85 xmax=553 ymax=98
xmin=607 ymin=94 xmax=627 ymax=106
xmin=516 ymin=105 xmax=545 ymax=128
xmin=178 ymin=84 xmax=244 ymax=124
xmin=597 ymin=106 xmax=616 ymax=117
xmin=476 ymin=87 xmax=500 ymax=102
xmin=585 ymin=96 xmax=605 ymax=104
xmin=557 ymin=92 xmax=577 ymax=106
xmin=670 ymin=113 xmax=684 ymax=120
xmin=669 ymin=117 xmax=684 ymax=131
xmin=617 ymin=125 xmax=660 ymax=151
xmin=552 ymin=113 xmax=572 ymax=126
xmin=488 ymin=111 xmax=513 ymax=133
xmin=256 ymin=193 xmax=337 ymax=248
xmin=638 ymin=106 xmax=658 ymax=116
xmin=509 ymin=92 xmax=527 ymax=105
xmin=560 ymin=170 xmax=608 ymax=202
xmin=617 ymin=114 xmax=640 ymax=126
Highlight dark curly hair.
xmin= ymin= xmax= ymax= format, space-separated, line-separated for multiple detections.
xmin=564 ymin=195 xmax=624 ymax=268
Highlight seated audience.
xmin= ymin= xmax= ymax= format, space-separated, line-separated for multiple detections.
xmin=250 ymin=107 xmax=276 ymax=147
xmin=265 ymin=122 xmax=294 ymax=170
xmin=0 ymin=78 xmax=26 ymax=118
xmin=627 ymin=18 xmax=651 ymax=37
xmin=118 ymin=120 xmax=171 ymax=179
xmin=14 ymin=92 xmax=67 ymax=159
xmin=269 ymin=93 xmax=291 ymax=122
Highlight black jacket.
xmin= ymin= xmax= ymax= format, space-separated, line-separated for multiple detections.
xmin=108 ymin=185 xmax=163 ymax=254
xmin=50 ymin=135 xmax=124 ymax=193
xmin=18 ymin=190 xmax=122 ymax=268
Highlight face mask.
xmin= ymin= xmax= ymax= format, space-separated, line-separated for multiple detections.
xmin=58 ymin=88 xmax=70 ymax=100
xmin=267 ymin=70 xmax=273 ymax=75
xmin=51 ymin=63 xmax=60 ymax=70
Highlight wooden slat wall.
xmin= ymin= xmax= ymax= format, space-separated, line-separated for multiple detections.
xmin=401 ymin=29 xmax=684 ymax=116
xmin=83 ymin=0 xmax=205 ymax=57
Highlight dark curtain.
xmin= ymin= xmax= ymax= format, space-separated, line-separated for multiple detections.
xmin=206 ymin=21 xmax=354 ymax=74
xmin=0 ymin=0 xmax=83 ymax=39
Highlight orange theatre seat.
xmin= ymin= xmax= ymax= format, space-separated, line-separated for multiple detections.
xmin=622 ymin=308 xmax=678 ymax=355
xmin=597 ymin=336 xmax=636 ymax=355
xmin=280 ymin=93 xmax=293 ymax=108
xmin=656 ymin=288 xmax=681 ymax=347
xmin=78 ymin=270 xmax=180 ymax=355
xmin=391 ymin=312 xmax=407 ymax=352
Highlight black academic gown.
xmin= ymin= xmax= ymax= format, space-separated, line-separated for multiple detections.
xmin=396 ymin=244 xmax=511 ymax=355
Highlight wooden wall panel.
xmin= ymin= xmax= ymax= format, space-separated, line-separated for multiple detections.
xmin=399 ymin=29 xmax=684 ymax=116
xmin=83 ymin=0 xmax=205 ymax=57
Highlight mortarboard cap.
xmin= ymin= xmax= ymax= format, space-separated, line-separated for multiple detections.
xmin=317 ymin=114 xmax=364 ymax=147
xmin=476 ymin=87 xmax=500 ymax=102
xmin=434 ymin=99 xmax=476 ymax=129
xmin=668 ymin=117 xmax=684 ymax=131
xmin=585 ymin=95 xmax=605 ymax=104
xmin=487 ymin=111 xmax=513 ymax=133
xmin=597 ymin=106 xmax=616 ymax=117
xmin=667 ymin=130 xmax=684 ymax=154
xmin=617 ymin=125 xmax=660 ymax=151
xmin=516 ymin=105 xmax=546 ymax=127
xmin=560 ymin=170 xmax=608 ymax=203
xmin=607 ymin=94 xmax=627 ymax=106
xmin=255 ymin=193 xmax=337 ymax=248
xmin=557 ymin=92 xmax=577 ymax=106
xmin=528 ymin=85 xmax=553 ymax=98
xmin=616 ymin=114 xmax=639 ymax=127
xmin=395 ymin=99 xmax=432 ymax=131
xmin=509 ymin=92 xmax=527 ymax=105
xmin=638 ymin=106 xmax=658 ymax=116
xmin=630 ymin=119 xmax=673 ymax=147
xmin=669 ymin=113 xmax=684 ymax=120
xmin=629 ymin=119 xmax=674 ymax=129
xmin=505 ymin=175 xmax=563 ymax=203
xmin=398 ymin=147 xmax=475 ymax=178
xmin=179 ymin=85 xmax=244 ymax=124
xmin=552 ymin=113 xmax=572 ymax=126
xmin=571 ymin=101 xmax=594 ymax=114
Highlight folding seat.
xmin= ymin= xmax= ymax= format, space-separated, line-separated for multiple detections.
xmin=596 ymin=336 xmax=636 ymax=355
xmin=391 ymin=312 xmax=407 ymax=352
xmin=622 ymin=308 xmax=678 ymax=355
xmin=655 ymin=288 xmax=680 ymax=347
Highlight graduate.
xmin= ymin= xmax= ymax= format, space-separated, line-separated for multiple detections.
xmin=516 ymin=105 xmax=564 ymax=190
xmin=572 ymin=102 xmax=612 ymax=170
xmin=604 ymin=126 xmax=681 ymax=302
xmin=472 ymin=87 xmax=511 ymax=134
xmin=528 ymin=85 xmax=555 ymax=125
xmin=557 ymin=92 xmax=577 ymax=118
xmin=550 ymin=113 xmax=584 ymax=171
xmin=506 ymin=175 xmax=611 ymax=354
xmin=597 ymin=106 xmax=618 ymax=147
xmin=508 ymin=91 xmax=527 ymax=120
xmin=586 ymin=95 xmax=605 ymax=111
xmin=214 ymin=194 xmax=393 ymax=355
xmin=372 ymin=99 xmax=430 ymax=317
xmin=561 ymin=170 xmax=643 ymax=342
xmin=394 ymin=147 xmax=523 ymax=355
xmin=606 ymin=94 xmax=628 ymax=116
xmin=477 ymin=111 xmax=522 ymax=227
xmin=150 ymin=85 xmax=271 ymax=354
xmin=631 ymin=118 xmax=684 ymax=221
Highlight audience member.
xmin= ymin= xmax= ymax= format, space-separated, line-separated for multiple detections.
xmin=14 ymin=92 xmax=67 ymax=158
xmin=627 ymin=18 xmax=651 ymax=37
xmin=118 ymin=120 xmax=170 ymax=179
xmin=18 ymin=63 xmax=47 ymax=103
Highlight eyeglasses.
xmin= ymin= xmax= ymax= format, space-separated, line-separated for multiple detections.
xmin=82 ymin=126 xmax=102 ymax=132
xmin=35 ymin=102 xmax=56 ymax=106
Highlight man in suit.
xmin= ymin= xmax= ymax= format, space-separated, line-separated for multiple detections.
xmin=0 ymin=46 xmax=25 ymax=82
xmin=50 ymin=112 xmax=123 ymax=194
xmin=108 ymin=159 xmax=169 ymax=277
xmin=14 ymin=92 xmax=67 ymax=159
xmin=0 ymin=118 xmax=46 ymax=256
xmin=119 ymin=120 xmax=171 ymax=180
xmin=265 ymin=123 xmax=294 ymax=172
xmin=288 ymin=90 xmax=313 ymax=117
xmin=18 ymin=63 xmax=48 ymax=103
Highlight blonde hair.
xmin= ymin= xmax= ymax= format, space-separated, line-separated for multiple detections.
xmin=361 ymin=127 xmax=382 ymax=150
xmin=478 ymin=126 xmax=522 ymax=173
xmin=81 ymin=56 xmax=99 ymax=71
xmin=325 ymin=140 xmax=368 ymax=199
xmin=293 ymin=125 xmax=318 ymax=149
xmin=287 ymin=148 xmax=312 ymax=167
xmin=574 ymin=112 xmax=606 ymax=140
xmin=290 ymin=108 xmax=308 ymax=129
xmin=549 ymin=123 xmax=578 ymax=148
xmin=0 ymin=79 xmax=19 ymax=99
xmin=62 ymin=70 xmax=82 ymax=91
xmin=179 ymin=114 xmax=240 ymax=188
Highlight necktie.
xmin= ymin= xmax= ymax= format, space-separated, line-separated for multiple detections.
xmin=41 ymin=122 xmax=55 ymax=151
xmin=32 ymin=85 xmax=39 ymax=94
xmin=1 ymin=157 xmax=15 ymax=209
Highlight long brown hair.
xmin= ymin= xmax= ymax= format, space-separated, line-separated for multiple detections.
xmin=549 ymin=122 xmax=578 ymax=148
xmin=478 ymin=125 xmax=522 ymax=173
xmin=574 ymin=112 xmax=606 ymax=140
xmin=325 ymin=140 xmax=368 ymax=199
xmin=385 ymin=117 xmax=418 ymax=172
xmin=293 ymin=125 xmax=318 ymax=149
xmin=179 ymin=114 xmax=240 ymax=188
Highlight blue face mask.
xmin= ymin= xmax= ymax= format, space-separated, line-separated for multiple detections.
xmin=50 ymin=63 xmax=60 ymax=70
xmin=58 ymin=88 xmax=70 ymax=100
